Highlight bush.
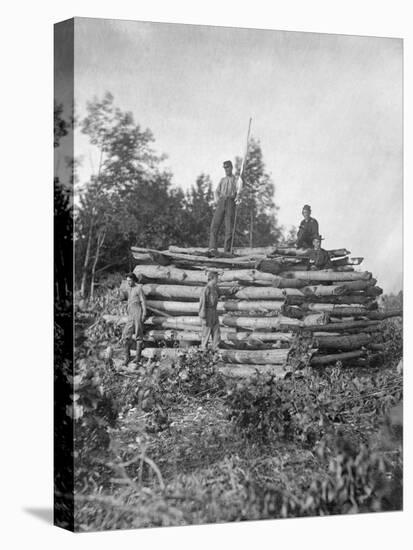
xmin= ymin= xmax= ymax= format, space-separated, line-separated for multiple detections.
xmin=225 ymin=366 xmax=403 ymax=447
xmin=382 ymin=318 xmax=403 ymax=366
xmin=244 ymin=428 xmax=402 ymax=518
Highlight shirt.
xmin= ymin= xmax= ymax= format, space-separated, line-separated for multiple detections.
xmin=120 ymin=284 xmax=147 ymax=320
xmin=199 ymin=283 xmax=220 ymax=327
xmin=296 ymin=217 xmax=320 ymax=248
xmin=216 ymin=176 xmax=238 ymax=200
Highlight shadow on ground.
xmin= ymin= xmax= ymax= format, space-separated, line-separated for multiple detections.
xmin=24 ymin=507 xmax=53 ymax=525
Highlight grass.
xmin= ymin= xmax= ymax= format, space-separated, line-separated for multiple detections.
xmin=72 ymin=357 xmax=402 ymax=531
xmin=67 ymin=314 xmax=403 ymax=531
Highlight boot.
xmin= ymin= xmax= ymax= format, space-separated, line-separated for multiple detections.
xmin=122 ymin=341 xmax=131 ymax=367
xmin=135 ymin=341 xmax=143 ymax=365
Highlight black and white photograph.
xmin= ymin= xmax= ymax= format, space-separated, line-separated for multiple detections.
xmin=53 ymin=16 xmax=403 ymax=533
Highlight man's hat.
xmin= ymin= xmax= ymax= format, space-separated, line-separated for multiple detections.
xmin=126 ymin=272 xmax=139 ymax=282
xmin=302 ymin=204 xmax=311 ymax=212
xmin=313 ymin=235 xmax=324 ymax=241
xmin=223 ymin=160 xmax=233 ymax=168
xmin=207 ymin=270 xmax=219 ymax=280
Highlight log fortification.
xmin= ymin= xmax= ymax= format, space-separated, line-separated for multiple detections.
xmin=104 ymin=245 xmax=401 ymax=379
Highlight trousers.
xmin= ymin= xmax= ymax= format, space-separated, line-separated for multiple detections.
xmin=200 ymin=321 xmax=221 ymax=350
xmin=122 ymin=316 xmax=144 ymax=343
xmin=209 ymin=197 xmax=236 ymax=252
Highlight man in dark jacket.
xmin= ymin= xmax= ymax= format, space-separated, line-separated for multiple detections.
xmin=308 ymin=236 xmax=331 ymax=269
xmin=296 ymin=204 xmax=320 ymax=249
xmin=199 ymin=270 xmax=221 ymax=350
xmin=208 ymin=160 xmax=242 ymax=254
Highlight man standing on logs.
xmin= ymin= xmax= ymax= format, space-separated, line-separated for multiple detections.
xmin=296 ymin=204 xmax=320 ymax=249
xmin=199 ymin=270 xmax=221 ymax=350
xmin=208 ymin=160 xmax=240 ymax=255
xmin=119 ymin=272 xmax=147 ymax=366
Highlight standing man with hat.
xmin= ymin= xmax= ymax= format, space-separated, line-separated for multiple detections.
xmin=199 ymin=270 xmax=221 ymax=350
xmin=208 ymin=160 xmax=241 ymax=255
xmin=118 ymin=272 xmax=147 ymax=366
xmin=296 ymin=204 xmax=320 ymax=249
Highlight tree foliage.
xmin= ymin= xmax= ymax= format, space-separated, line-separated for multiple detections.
xmin=71 ymin=94 xmax=282 ymax=297
xmin=234 ymin=138 xmax=282 ymax=247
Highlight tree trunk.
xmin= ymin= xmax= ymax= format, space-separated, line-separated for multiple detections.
xmin=368 ymin=343 xmax=388 ymax=351
xmin=134 ymin=265 xmax=281 ymax=285
xmin=305 ymin=304 xmax=368 ymax=316
xmin=145 ymin=299 xmax=287 ymax=314
xmin=235 ymin=286 xmax=303 ymax=299
xmin=224 ymin=300 xmax=285 ymax=312
xmin=274 ymin=247 xmax=350 ymax=258
xmin=315 ymin=333 xmax=372 ymax=350
xmin=249 ymin=209 xmax=253 ymax=248
xmin=79 ymin=144 xmax=104 ymax=298
xmin=218 ymin=364 xmax=289 ymax=379
xmin=302 ymin=284 xmax=347 ymax=297
xmin=147 ymin=316 xmax=206 ymax=329
xmin=143 ymin=284 xmax=204 ymax=300
xmin=80 ymin=218 xmax=94 ymax=298
xmin=279 ymin=270 xmax=372 ymax=282
xmin=89 ymin=226 xmax=106 ymax=301
xmin=311 ymin=350 xmax=365 ymax=365
xmin=132 ymin=247 xmax=261 ymax=268
xmin=304 ymin=320 xmax=380 ymax=331
xmin=165 ymin=246 xmax=350 ymax=258
xmin=132 ymin=252 xmax=157 ymax=264
xmin=367 ymin=309 xmax=402 ymax=320
xmin=287 ymin=294 xmax=373 ymax=306
xmin=141 ymin=347 xmax=289 ymax=365
xmin=222 ymin=315 xmax=302 ymax=330
xmin=168 ymin=245 xmax=276 ymax=257
xmin=143 ymin=283 xmax=298 ymax=300
xmin=144 ymin=329 xmax=294 ymax=344
xmin=341 ymin=279 xmax=376 ymax=292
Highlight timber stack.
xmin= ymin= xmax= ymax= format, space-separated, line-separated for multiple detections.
xmin=105 ymin=245 xmax=402 ymax=379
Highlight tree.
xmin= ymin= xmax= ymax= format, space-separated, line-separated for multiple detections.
xmin=280 ymin=225 xmax=298 ymax=246
xmin=381 ymin=291 xmax=403 ymax=312
xmin=182 ymin=174 xmax=214 ymax=246
xmin=54 ymin=102 xmax=72 ymax=302
xmin=76 ymin=93 xmax=187 ymax=298
xmin=233 ymin=138 xmax=281 ymax=247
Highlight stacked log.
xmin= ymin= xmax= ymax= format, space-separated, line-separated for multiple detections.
xmin=103 ymin=245 xmax=402 ymax=377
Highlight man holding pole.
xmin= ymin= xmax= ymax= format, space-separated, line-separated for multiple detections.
xmin=208 ymin=160 xmax=239 ymax=255
xmin=208 ymin=118 xmax=252 ymax=255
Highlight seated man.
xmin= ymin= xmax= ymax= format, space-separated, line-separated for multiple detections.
xmin=296 ymin=204 xmax=320 ymax=249
xmin=308 ymin=236 xmax=331 ymax=270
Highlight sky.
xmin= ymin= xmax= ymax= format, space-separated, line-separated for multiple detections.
xmin=63 ymin=17 xmax=402 ymax=294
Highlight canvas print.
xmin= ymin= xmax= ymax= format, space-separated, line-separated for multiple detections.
xmin=54 ymin=18 xmax=403 ymax=532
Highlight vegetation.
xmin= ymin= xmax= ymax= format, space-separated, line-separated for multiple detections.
xmin=54 ymin=94 xmax=403 ymax=531
xmin=66 ymin=304 xmax=402 ymax=531
xmin=54 ymin=93 xmax=284 ymax=300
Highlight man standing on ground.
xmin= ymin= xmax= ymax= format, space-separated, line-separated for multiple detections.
xmin=296 ymin=204 xmax=320 ymax=249
xmin=119 ymin=272 xmax=147 ymax=366
xmin=208 ymin=160 xmax=241 ymax=254
xmin=199 ymin=271 xmax=221 ymax=350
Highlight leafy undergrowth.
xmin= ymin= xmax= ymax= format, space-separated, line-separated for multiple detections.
xmin=69 ymin=314 xmax=403 ymax=531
